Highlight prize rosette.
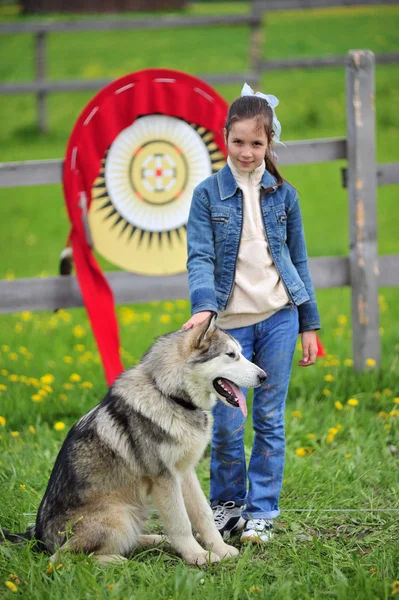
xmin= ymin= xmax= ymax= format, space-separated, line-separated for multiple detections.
xmin=63 ymin=69 xmax=228 ymax=384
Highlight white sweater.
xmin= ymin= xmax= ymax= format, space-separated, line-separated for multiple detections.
xmin=217 ymin=157 xmax=289 ymax=329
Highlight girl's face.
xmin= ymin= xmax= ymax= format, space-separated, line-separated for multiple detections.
xmin=225 ymin=118 xmax=269 ymax=173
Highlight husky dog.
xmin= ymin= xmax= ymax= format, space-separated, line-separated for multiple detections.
xmin=1 ymin=315 xmax=266 ymax=565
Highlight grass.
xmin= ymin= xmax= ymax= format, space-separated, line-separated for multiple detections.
xmin=0 ymin=3 xmax=398 ymax=599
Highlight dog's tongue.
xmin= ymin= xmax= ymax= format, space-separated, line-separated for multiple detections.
xmin=224 ymin=380 xmax=247 ymax=418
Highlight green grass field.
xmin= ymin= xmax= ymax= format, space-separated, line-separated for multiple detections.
xmin=0 ymin=3 xmax=398 ymax=599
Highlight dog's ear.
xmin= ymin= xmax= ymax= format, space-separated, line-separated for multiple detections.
xmin=194 ymin=312 xmax=217 ymax=350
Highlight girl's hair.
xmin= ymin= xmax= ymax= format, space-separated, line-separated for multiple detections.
xmin=225 ymin=95 xmax=283 ymax=188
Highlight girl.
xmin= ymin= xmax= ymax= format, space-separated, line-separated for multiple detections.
xmin=183 ymin=84 xmax=320 ymax=543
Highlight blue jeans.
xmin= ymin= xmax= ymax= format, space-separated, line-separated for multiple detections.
xmin=210 ymin=305 xmax=299 ymax=520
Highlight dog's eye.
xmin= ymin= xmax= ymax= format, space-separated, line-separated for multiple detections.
xmin=226 ymin=352 xmax=235 ymax=358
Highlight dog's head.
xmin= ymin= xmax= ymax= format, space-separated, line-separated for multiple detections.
xmin=184 ymin=314 xmax=266 ymax=415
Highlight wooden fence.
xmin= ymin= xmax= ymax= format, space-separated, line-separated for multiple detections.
xmin=0 ymin=0 xmax=399 ymax=131
xmin=0 ymin=51 xmax=398 ymax=370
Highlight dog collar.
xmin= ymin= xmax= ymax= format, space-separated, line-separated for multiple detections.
xmin=169 ymin=395 xmax=198 ymax=411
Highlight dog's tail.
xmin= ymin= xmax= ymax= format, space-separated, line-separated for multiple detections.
xmin=1 ymin=526 xmax=35 ymax=544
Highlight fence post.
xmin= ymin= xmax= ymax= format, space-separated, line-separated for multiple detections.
xmin=35 ymin=31 xmax=47 ymax=133
xmin=249 ymin=0 xmax=263 ymax=88
xmin=346 ymin=50 xmax=380 ymax=371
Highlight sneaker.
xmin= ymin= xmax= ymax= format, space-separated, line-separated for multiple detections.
xmin=240 ymin=518 xmax=273 ymax=543
xmin=213 ymin=501 xmax=245 ymax=540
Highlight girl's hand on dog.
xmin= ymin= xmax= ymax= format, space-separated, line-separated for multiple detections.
xmin=182 ymin=311 xmax=213 ymax=330
xmin=298 ymin=330 xmax=318 ymax=367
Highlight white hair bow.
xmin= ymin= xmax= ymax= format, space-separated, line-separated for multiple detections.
xmin=240 ymin=82 xmax=284 ymax=145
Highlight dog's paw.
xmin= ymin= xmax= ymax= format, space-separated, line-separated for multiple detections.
xmin=211 ymin=543 xmax=239 ymax=559
xmin=185 ymin=550 xmax=221 ymax=566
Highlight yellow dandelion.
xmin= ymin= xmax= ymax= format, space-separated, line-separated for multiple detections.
xmin=54 ymin=422 xmax=66 ymax=431
xmin=29 ymin=426 xmax=36 ymax=434
xmin=389 ymin=410 xmax=399 ymax=417
xmin=4 ymin=581 xmax=18 ymax=592
xmin=322 ymin=389 xmax=331 ymax=396
xmin=291 ymin=410 xmax=302 ymax=418
xmin=329 ymin=427 xmax=339 ymax=435
xmin=0 ymin=416 xmax=6 ymax=426
xmin=378 ymin=411 xmax=387 ymax=419
xmin=295 ymin=447 xmax=307 ymax=457
xmin=9 ymin=374 xmax=19 ymax=382
xmin=1 ymin=369 xmax=8 ymax=375
xmin=1 ymin=345 xmax=10 ymax=352
xmin=73 ymin=325 xmax=86 ymax=338
xmin=344 ymin=359 xmax=353 ymax=367
xmin=160 ymin=314 xmax=171 ymax=324
xmin=58 ymin=310 xmax=72 ymax=323
xmin=63 ymin=383 xmax=74 ymax=391
xmin=336 ymin=424 xmax=342 ymax=430
xmin=69 ymin=373 xmax=81 ymax=383
xmin=347 ymin=398 xmax=359 ymax=406
xmin=19 ymin=484 xmax=26 ymax=491
xmin=337 ymin=315 xmax=347 ymax=326
xmin=40 ymin=374 xmax=54 ymax=385
xmin=162 ymin=301 xmax=175 ymax=312
xmin=11 ymin=431 xmax=19 ymax=437
xmin=119 ymin=307 xmax=137 ymax=325
xmin=324 ymin=374 xmax=334 ymax=382
xmin=63 ymin=356 xmax=73 ymax=364
xmin=307 ymin=433 xmax=316 ymax=440
xmin=0 ymin=384 xmax=7 ymax=392
xmin=75 ymin=344 xmax=85 ymax=352
xmin=28 ymin=377 xmax=40 ymax=387
xmin=394 ymin=398 xmax=399 ymax=405
xmin=327 ymin=433 xmax=335 ymax=443
xmin=335 ymin=401 xmax=343 ymax=410
xmin=37 ymin=389 xmax=48 ymax=397
xmin=365 ymin=358 xmax=376 ymax=367
xmin=81 ymin=381 xmax=93 ymax=389
xmin=31 ymin=394 xmax=42 ymax=402
xmin=42 ymin=385 xmax=53 ymax=393
xmin=15 ymin=323 xmax=23 ymax=333
xmin=9 ymin=353 xmax=18 ymax=361
xmin=21 ymin=311 xmax=32 ymax=321
xmin=345 ymin=453 xmax=351 ymax=459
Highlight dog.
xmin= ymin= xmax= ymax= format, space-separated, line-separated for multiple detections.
xmin=1 ymin=314 xmax=266 ymax=565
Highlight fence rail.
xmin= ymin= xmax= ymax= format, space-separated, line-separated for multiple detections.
xmin=0 ymin=138 xmax=347 ymax=188
xmin=0 ymin=255 xmax=397 ymax=315
xmin=1 ymin=0 xmax=399 ymax=131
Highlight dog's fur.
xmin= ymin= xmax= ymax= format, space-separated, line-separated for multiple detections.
xmin=1 ymin=315 xmax=266 ymax=565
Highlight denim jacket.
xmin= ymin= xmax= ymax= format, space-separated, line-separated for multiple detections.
xmin=186 ymin=163 xmax=321 ymax=333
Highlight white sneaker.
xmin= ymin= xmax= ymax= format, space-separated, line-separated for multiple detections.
xmin=240 ymin=518 xmax=274 ymax=543
xmin=213 ymin=501 xmax=245 ymax=540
